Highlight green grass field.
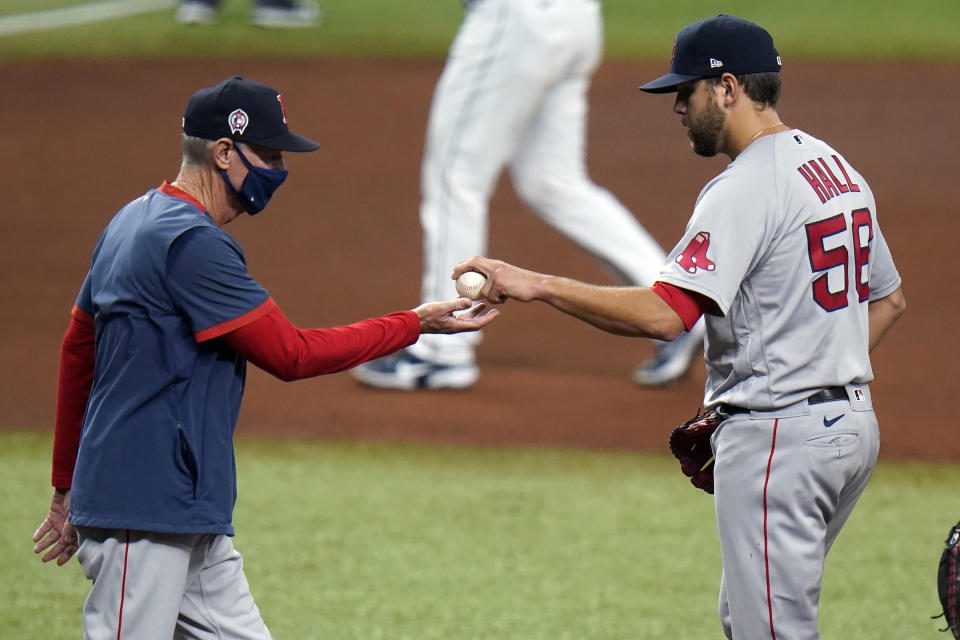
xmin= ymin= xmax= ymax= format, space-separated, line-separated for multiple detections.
xmin=3 ymin=430 xmax=958 ymax=639
xmin=1 ymin=0 xmax=959 ymax=60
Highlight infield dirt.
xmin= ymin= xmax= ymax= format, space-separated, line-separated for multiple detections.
xmin=2 ymin=59 xmax=956 ymax=461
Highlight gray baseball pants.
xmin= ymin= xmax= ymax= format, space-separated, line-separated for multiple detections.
xmin=711 ymin=384 xmax=878 ymax=640
xmin=75 ymin=527 xmax=272 ymax=640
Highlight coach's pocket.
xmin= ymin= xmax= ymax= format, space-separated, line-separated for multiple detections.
xmin=175 ymin=425 xmax=200 ymax=499
xmin=74 ymin=528 xmax=103 ymax=581
xmin=804 ymin=432 xmax=860 ymax=458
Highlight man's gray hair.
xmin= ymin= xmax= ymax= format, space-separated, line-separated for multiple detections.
xmin=181 ymin=134 xmax=215 ymax=166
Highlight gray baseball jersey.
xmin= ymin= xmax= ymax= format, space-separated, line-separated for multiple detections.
xmin=657 ymin=129 xmax=901 ymax=410
xmin=657 ymin=128 xmax=900 ymax=639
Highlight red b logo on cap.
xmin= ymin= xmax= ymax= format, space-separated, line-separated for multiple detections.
xmin=277 ymin=94 xmax=288 ymax=124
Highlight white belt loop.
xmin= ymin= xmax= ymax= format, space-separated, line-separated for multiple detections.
xmin=845 ymin=383 xmax=872 ymax=411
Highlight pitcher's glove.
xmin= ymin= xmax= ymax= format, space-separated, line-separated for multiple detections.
xmin=669 ymin=409 xmax=722 ymax=494
xmin=934 ymin=519 xmax=960 ymax=637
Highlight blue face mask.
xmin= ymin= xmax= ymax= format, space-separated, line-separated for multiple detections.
xmin=220 ymin=144 xmax=288 ymax=215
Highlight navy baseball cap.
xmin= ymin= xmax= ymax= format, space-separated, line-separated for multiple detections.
xmin=639 ymin=15 xmax=781 ymax=94
xmin=182 ymin=76 xmax=321 ymax=152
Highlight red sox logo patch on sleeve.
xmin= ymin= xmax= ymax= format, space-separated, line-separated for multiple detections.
xmin=676 ymin=231 xmax=716 ymax=274
xmin=228 ymin=109 xmax=249 ymax=135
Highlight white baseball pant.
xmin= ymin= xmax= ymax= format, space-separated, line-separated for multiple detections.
xmin=412 ymin=0 xmax=666 ymax=365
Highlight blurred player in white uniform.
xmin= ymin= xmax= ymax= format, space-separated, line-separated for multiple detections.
xmin=352 ymin=0 xmax=704 ymax=390
xmin=452 ymin=15 xmax=906 ymax=639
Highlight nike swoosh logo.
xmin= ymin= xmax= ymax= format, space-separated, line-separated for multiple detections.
xmin=823 ymin=414 xmax=845 ymax=428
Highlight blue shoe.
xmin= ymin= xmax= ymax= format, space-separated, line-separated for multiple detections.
xmin=633 ymin=322 xmax=705 ymax=387
xmin=351 ymin=349 xmax=478 ymax=390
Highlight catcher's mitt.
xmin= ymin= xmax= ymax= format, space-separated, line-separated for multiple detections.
xmin=669 ymin=409 xmax=722 ymax=494
xmin=934 ymin=519 xmax=960 ymax=637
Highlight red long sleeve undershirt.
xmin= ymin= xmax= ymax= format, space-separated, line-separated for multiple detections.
xmin=51 ymin=307 xmax=95 ymax=489
xmin=650 ymin=281 xmax=715 ymax=331
xmin=220 ymin=303 xmax=420 ymax=381
xmin=51 ymin=303 xmax=420 ymax=488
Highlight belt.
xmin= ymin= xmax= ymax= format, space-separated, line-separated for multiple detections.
xmin=718 ymin=386 xmax=848 ymax=416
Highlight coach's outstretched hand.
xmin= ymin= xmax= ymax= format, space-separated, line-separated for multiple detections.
xmin=414 ymin=297 xmax=499 ymax=334
xmin=33 ymin=488 xmax=78 ymax=566
xmin=453 ymin=257 xmax=547 ymax=304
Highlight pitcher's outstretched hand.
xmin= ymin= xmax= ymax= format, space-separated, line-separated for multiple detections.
xmin=453 ymin=257 xmax=547 ymax=304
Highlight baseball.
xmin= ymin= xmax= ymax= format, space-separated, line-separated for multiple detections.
xmin=455 ymin=270 xmax=487 ymax=300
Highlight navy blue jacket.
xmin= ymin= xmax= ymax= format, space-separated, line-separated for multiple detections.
xmin=70 ymin=183 xmax=270 ymax=534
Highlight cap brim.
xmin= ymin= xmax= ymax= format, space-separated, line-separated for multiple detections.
xmin=638 ymin=72 xmax=704 ymax=94
xmin=255 ymin=131 xmax=322 ymax=152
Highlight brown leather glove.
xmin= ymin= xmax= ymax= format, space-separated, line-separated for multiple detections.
xmin=935 ymin=519 xmax=960 ymax=638
xmin=668 ymin=409 xmax=722 ymax=494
